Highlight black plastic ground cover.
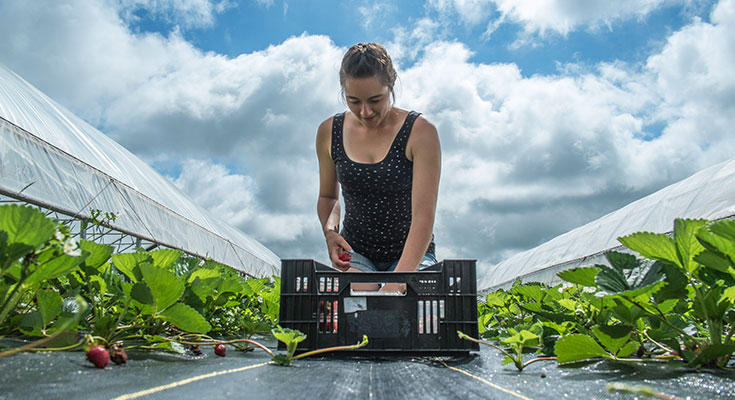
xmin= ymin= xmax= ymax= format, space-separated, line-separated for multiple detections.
xmin=1 ymin=337 xmax=734 ymax=400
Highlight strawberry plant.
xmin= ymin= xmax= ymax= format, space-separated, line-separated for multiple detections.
xmin=0 ymin=205 xmax=89 ymax=331
xmin=0 ymin=204 xmax=282 ymax=366
xmin=270 ymin=326 xmax=368 ymax=366
xmin=474 ymin=217 xmax=735 ymax=371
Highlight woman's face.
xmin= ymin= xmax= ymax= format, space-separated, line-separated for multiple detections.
xmin=343 ymin=76 xmax=392 ymax=129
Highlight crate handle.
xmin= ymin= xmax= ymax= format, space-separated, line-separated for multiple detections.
xmin=349 ymin=282 xmax=406 ymax=296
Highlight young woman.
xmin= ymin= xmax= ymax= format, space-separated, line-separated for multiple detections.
xmin=316 ymin=42 xmax=441 ymax=282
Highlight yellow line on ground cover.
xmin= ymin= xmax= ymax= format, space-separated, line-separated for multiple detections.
xmin=112 ymin=361 xmax=272 ymax=400
xmin=440 ymin=361 xmax=533 ymax=400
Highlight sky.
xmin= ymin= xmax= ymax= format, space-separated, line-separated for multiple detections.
xmin=1 ymin=0 xmax=734 ymax=278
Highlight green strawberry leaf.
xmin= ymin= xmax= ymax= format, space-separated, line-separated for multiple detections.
xmin=674 ymin=219 xmax=707 ymax=274
xmin=131 ymin=282 xmax=154 ymax=305
xmin=616 ymin=341 xmax=640 ymax=358
xmin=694 ymin=249 xmax=735 ymax=275
xmin=555 ymin=334 xmax=608 ymax=364
xmin=595 ymin=265 xmax=630 ymax=293
xmin=697 ymin=219 xmax=735 ymax=266
xmin=557 ymin=267 xmax=600 ymax=287
xmin=79 ymin=240 xmax=113 ymax=271
xmin=513 ymin=284 xmax=544 ymax=303
xmin=88 ymin=275 xmax=107 ymax=296
xmin=150 ymin=249 xmax=183 ymax=271
xmin=654 ymin=263 xmax=689 ymax=301
xmin=485 ymin=291 xmax=507 ymax=307
xmin=158 ymin=303 xmax=211 ymax=334
xmin=36 ymin=288 xmax=63 ymax=327
xmin=618 ymin=232 xmax=680 ymax=268
xmin=0 ymin=204 xmax=56 ymax=249
xmin=187 ymin=268 xmax=222 ymax=283
xmin=26 ymin=249 xmax=87 ymax=286
xmin=140 ymin=262 xmax=184 ymax=312
xmin=19 ymin=310 xmax=43 ymax=336
xmin=112 ymin=252 xmax=150 ymax=283
xmin=592 ymin=324 xmax=632 ymax=355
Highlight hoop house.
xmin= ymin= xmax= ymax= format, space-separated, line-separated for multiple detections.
xmin=479 ymin=157 xmax=735 ymax=292
xmin=0 ymin=64 xmax=279 ymax=277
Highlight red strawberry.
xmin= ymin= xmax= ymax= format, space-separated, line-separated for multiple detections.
xmin=86 ymin=346 xmax=110 ymax=368
xmin=214 ymin=344 xmax=226 ymax=357
xmin=338 ymin=252 xmax=351 ymax=262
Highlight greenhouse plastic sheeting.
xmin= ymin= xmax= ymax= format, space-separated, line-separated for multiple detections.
xmin=479 ymin=158 xmax=735 ymax=292
xmin=1 ymin=337 xmax=733 ymax=399
xmin=0 ymin=64 xmax=279 ymax=278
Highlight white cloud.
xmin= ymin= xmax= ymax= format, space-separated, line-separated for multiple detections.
xmin=493 ymin=0 xmax=670 ymax=36
xmin=172 ymin=159 xmax=258 ymax=226
xmin=429 ymin=0 xmax=686 ymax=40
xmin=170 ymin=159 xmax=324 ymax=260
xmin=428 ymin=0 xmax=495 ymax=27
xmin=358 ymin=1 xmax=396 ymax=30
xmin=116 ymin=0 xmax=233 ymax=29
xmin=387 ymin=17 xmax=441 ymax=63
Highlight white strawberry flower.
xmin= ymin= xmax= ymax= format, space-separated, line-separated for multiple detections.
xmin=63 ymin=237 xmax=82 ymax=257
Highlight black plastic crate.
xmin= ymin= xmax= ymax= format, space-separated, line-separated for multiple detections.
xmin=278 ymin=259 xmax=480 ymax=356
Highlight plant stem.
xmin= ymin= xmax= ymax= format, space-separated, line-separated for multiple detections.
xmin=692 ymin=284 xmax=721 ymax=346
xmin=292 ymin=339 xmax=368 ymax=360
xmin=0 ymin=330 xmax=82 ymax=358
xmin=641 ymin=329 xmax=676 ymax=354
xmin=0 ymin=267 xmax=30 ymax=328
xmin=0 ymin=299 xmax=88 ymax=357
xmin=521 ymin=356 xmax=557 ymax=368
xmin=163 ymin=337 xmax=275 ymax=358
xmin=609 ymin=356 xmax=669 ymax=364
xmin=458 ymin=332 xmax=515 ymax=360
xmin=25 ymin=337 xmax=86 ymax=352
xmin=622 ymin=296 xmax=697 ymax=343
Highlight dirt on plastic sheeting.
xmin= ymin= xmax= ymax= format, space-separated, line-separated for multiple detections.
xmin=1 ymin=337 xmax=734 ymax=400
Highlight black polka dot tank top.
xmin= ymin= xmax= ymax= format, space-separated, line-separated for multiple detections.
xmin=331 ymin=110 xmax=435 ymax=262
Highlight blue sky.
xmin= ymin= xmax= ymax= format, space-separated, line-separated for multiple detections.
xmin=1 ymin=0 xmax=733 ymax=285
xmin=130 ymin=0 xmax=711 ymax=76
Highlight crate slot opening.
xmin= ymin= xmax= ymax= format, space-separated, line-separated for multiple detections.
xmin=349 ymin=282 xmax=406 ymax=296
xmin=418 ymin=299 xmax=442 ymax=334
xmin=319 ymin=276 xmax=340 ymax=293
xmin=318 ymin=300 xmax=339 ymax=333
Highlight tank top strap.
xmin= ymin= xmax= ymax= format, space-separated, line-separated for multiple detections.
xmin=393 ymin=111 xmax=421 ymax=155
xmin=330 ymin=112 xmax=347 ymax=163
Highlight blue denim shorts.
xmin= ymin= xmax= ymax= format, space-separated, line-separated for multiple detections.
xmin=348 ymin=250 xmax=438 ymax=272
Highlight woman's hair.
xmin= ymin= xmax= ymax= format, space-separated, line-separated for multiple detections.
xmin=339 ymin=42 xmax=397 ymax=100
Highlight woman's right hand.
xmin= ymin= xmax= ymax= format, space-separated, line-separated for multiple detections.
xmin=326 ymin=230 xmax=353 ymax=270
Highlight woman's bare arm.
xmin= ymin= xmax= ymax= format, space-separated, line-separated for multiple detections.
xmin=393 ymin=116 xmax=441 ymax=272
xmin=316 ymin=117 xmax=352 ymax=269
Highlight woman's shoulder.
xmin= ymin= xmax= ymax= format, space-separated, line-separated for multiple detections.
xmin=406 ymin=112 xmax=440 ymax=157
xmin=410 ymin=112 xmax=438 ymax=135
xmin=318 ymin=111 xmax=348 ymax=131
xmin=316 ymin=113 xmax=344 ymax=148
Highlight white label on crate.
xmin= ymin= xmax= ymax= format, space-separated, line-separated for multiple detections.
xmin=343 ymin=297 xmax=367 ymax=313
